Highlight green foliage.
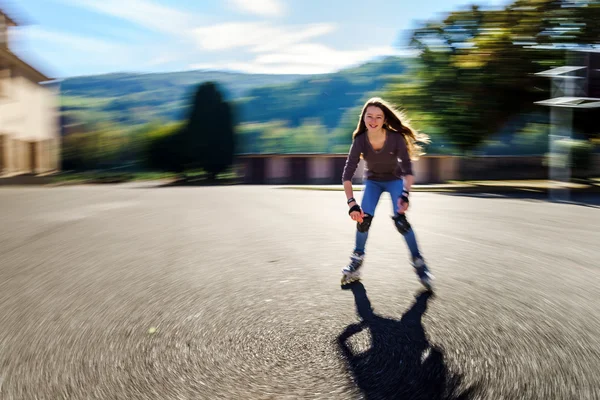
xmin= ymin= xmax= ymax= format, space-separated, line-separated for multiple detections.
xmin=142 ymin=122 xmax=185 ymax=172
xmin=235 ymin=122 xmax=274 ymax=154
xmin=384 ymin=0 xmax=600 ymax=152
xmin=252 ymin=121 xmax=288 ymax=154
xmin=61 ymin=124 xmax=129 ymax=170
xmin=235 ymin=119 xmax=333 ymax=154
xmin=328 ymin=106 xmax=362 ymax=152
xmin=549 ymin=139 xmax=595 ymax=171
xmin=511 ymin=123 xmax=550 ymax=155
xmin=57 ymin=0 xmax=600 ymax=166
xmin=288 ymin=119 xmax=329 ymax=153
xmin=61 ymin=119 xmax=187 ymax=172
xmin=59 ymin=71 xmax=311 ymax=127
xmin=477 ymin=122 xmax=550 ymax=155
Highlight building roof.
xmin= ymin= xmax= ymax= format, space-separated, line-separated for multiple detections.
xmin=535 ymin=96 xmax=600 ymax=109
xmin=1 ymin=9 xmax=23 ymax=27
xmin=0 ymin=47 xmax=52 ymax=82
xmin=535 ymin=66 xmax=586 ymax=79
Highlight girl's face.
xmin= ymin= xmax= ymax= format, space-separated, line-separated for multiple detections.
xmin=364 ymin=106 xmax=385 ymax=132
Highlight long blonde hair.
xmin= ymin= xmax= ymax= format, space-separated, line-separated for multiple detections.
xmin=352 ymin=97 xmax=430 ymax=159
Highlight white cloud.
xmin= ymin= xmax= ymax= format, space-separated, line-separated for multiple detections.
xmin=224 ymin=62 xmax=329 ymax=75
xmin=189 ymin=45 xmax=413 ymax=75
xmin=56 ymin=0 xmax=199 ymax=36
xmin=144 ymin=52 xmax=185 ymax=67
xmin=189 ymin=61 xmax=327 ymax=75
xmin=250 ymin=24 xmax=335 ymax=53
xmin=40 ymin=0 xmax=413 ymax=76
xmin=254 ymin=43 xmax=399 ymax=68
xmin=192 ymin=22 xmax=335 ymax=52
xmin=227 ymin=0 xmax=285 ymax=17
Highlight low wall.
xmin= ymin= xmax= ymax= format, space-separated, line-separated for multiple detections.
xmin=236 ymin=153 xmax=600 ymax=184
xmin=457 ymin=154 xmax=600 ymax=181
xmin=236 ymin=154 xmax=460 ymax=184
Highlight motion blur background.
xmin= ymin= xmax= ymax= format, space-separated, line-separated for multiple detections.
xmin=0 ymin=0 xmax=599 ymax=187
xmin=2 ymin=2 xmax=600 ymax=399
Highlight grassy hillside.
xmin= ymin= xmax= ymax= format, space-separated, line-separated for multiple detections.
xmin=238 ymin=56 xmax=412 ymax=129
xmin=60 ymin=70 xmax=307 ymax=127
xmin=59 ymin=56 xmax=414 ymax=130
xmin=60 ymin=70 xmax=308 ymax=99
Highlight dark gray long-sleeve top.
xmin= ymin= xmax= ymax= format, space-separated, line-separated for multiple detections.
xmin=342 ymin=130 xmax=413 ymax=182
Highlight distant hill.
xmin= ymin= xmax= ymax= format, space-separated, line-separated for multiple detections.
xmin=59 ymin=70 xmax=307 ymax=126
xmin=238 ymin=56 xmax=412 ymax=129
xmin=60 ymin=70 xmax=307 ymax=99
xmin=59 ymin=56 xmax=414 ymax=130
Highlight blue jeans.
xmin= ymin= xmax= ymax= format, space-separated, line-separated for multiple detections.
xmin=354 ymin=179 xmax=422 ymax=260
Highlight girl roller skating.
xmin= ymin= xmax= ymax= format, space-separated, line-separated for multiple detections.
xmin=340 ymin=97 xmax=433 ymax=290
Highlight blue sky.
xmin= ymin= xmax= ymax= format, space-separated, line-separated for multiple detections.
xmin=6 ymin=0 xmax=510 ymax=78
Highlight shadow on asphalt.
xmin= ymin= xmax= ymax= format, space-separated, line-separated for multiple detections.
xmin=337 ymin=282 xmax=480 ymax=400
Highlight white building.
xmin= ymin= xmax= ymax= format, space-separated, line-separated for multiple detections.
xmin=0 ymin=7 xmax=60 ymax=176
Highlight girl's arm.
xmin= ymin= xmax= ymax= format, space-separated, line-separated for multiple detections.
xmin=396 ymin=135 xmax=414 ymax=213
xmin=396 ymin=135 xmax=414 ymax=192
xmin=403 ymin=174 xmax=414 ymax=192
xmin=342 ymin=137 xmax=363 ymax=206
xmin=344 ymin=180 xmax=356 ymax=206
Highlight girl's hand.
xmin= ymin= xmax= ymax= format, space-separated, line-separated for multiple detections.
xmin=397 ymin=199 xmax=409 ymax=214
xmin=348 ymin=202 xmax=364 ymax=223
xmin=397 ymin=191 xmax=410 ymax=214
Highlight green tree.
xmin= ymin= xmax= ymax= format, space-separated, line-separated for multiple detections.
xmin=180 ymin=81 xmax=236 ymax=179
xmin=386 ymin=0 xmax=600 ymax=152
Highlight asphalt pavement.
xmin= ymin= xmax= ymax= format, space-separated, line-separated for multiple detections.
xmin=1 ymin=183 xmax=599 ymax=399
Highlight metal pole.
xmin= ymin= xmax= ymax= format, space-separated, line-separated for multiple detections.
xmin=548 ymin=77 xmax=574 ymax=203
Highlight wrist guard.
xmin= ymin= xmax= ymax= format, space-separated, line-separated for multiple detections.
xmin=348 ymin=204 xmax=361 ymax=215
xmin=401 ymin=189 xmax=409 ymax=203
